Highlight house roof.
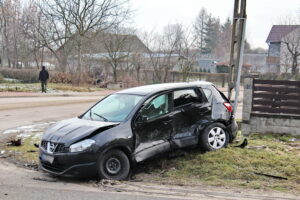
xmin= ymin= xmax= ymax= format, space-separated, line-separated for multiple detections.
xmin=58 ymin=32 xmax=150 ymax=55
xmin=266 ymin=25 xmax=300 ymax=43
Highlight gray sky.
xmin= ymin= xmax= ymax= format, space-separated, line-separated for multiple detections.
xmin=131 ymin=0 xmax=300 ymax=49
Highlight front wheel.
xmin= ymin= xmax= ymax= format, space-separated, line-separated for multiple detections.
xmin=98 ymin=149 xmax=130 ymax=180
xmin=199 ymin=123 xmax=229 ymax=151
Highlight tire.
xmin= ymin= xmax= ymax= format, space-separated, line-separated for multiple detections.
xmin=98 ymin=149 xmax=130 ymax=180
xmin=199 ymin=123 xmax=229 ymax=151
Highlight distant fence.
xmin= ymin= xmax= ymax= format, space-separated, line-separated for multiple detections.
xmin=242 ymin=78 xmax=300 ymax=136
xmin=252 ymin=79 xmax=300 ymax=115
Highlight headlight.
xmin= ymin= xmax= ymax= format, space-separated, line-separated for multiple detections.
xmin=69 ymin=139 xmax=95 ymax=153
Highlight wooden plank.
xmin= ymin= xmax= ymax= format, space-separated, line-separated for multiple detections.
xmin=254 ymin=79 xmax=300 ymax=87
xmin=253 ymin=86 xmax=300 ymax=93
xmin=253 ymin=93 xmax=300 ymax=100
xmin=252 ymin=99 xmax=300 ymax=107
xmin=252 ymin=106 xmax=300 ymax=115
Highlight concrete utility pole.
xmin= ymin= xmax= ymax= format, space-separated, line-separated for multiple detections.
xmin=228 ymin=0 xmax=247 ymax=114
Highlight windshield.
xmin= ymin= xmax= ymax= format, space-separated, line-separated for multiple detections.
xmin=82 ymin=94 xmax=143 ymax=122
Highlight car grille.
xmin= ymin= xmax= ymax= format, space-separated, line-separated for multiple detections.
xmin=41 ymin=141 xmax=69 ymax=153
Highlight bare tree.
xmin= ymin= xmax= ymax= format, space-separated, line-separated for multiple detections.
xmin=102 ymin=28 xmax=133 ymax=83
xmin=36 ymin=0 xmax=131 ymax=83
xmin=282 ymin=29 xmax=300 ymax=75
xmin=177 ymin=26 xmax=197 ymax=81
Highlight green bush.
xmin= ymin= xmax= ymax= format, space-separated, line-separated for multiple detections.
xmin=0 ymin=68 xmax=39 ymax=83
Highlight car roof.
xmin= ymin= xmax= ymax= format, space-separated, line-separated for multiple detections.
xmin=116 ymin=81 xmax=213 ymax=96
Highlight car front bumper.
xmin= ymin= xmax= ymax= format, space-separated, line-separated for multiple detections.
xmin=39 ymin=148 xmax=98 ymax=177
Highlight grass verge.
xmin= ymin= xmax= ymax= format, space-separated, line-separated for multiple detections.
xmin=135 ymin=132 xmax=300 ymax=193
xmin=0 ymin=83 xmax=105 ymax=93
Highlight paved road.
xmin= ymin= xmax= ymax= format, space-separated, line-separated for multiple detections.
xmin=0 ymin=95 xmax=103 ymax=133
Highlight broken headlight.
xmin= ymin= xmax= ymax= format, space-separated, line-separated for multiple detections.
xmin=69 ymin=139 xmax=95 ymax=153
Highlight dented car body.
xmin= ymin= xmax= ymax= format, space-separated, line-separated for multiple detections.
xmin=39 ymin=81 xmax=238 ymax=179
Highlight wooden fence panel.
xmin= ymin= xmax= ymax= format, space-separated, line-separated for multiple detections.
xmin=252 ymin=79 xmax=300 ymax=116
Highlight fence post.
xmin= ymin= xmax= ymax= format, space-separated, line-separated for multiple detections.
xmin=241 ymin=77 xmax=253 ymax=136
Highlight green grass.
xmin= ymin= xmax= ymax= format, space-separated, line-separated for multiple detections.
xmin=0 ymin=83 xmax=105 ymax=93
xmin=6 ymin=136 xmax=40 ymax=164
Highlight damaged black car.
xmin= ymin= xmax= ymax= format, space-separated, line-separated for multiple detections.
xmin=39 ymin=81 xmax=237 ymax=180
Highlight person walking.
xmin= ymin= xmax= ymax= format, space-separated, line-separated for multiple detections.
xmin=39 ymin=66 xmax=49 ymax=93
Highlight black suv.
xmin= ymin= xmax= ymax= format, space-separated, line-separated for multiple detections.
xmin=39 ymin=81 xmax=237 ymax=180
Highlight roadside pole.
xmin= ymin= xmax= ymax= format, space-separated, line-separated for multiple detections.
xmin=228 ymin=0 xmax=247 ymax=115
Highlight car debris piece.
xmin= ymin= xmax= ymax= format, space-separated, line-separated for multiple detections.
xmin=247 ymin=145 xmax=267 ymax=149
xmin=7 ymin=138 xmax=22 ymax=146
xmin=34 ymin=143 xmax=39 ymax=148
xmin=27 ymin=150 xmax=37 ymax=153
xmin=234 ymin=138 xmax=248 ymax=148
xmin=33 ymin=177 xmax=57 ymax=182
xmin=254 ymin=172 xmax=288 ymax=180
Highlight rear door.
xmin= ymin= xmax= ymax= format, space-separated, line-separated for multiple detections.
xmin=133 ymin=92 xmax=173 ymax=162
xmin=171 ymin=88 xmax=210 ymax=148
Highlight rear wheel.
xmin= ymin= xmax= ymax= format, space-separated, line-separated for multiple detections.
xmin=98 ymin=149 xmax=130 ymax=180
xmin=199 ymin=123 xmax=229 ymax=151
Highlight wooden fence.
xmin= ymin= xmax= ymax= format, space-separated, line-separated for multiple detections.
xmin=252 ymin=79 xmax=300 ymax=115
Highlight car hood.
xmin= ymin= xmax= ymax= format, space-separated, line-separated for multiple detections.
xmin=42 ymin=118 xmax=119 ymax=146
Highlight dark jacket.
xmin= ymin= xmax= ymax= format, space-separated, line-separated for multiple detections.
xmin=39 ymin=69 xmax=49 ymax=82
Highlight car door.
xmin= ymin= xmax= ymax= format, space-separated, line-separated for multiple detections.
xmin=133 ymin=92 xmax=173 ymax=162
xmin=171 ymin=88 xmax=210 ymax=148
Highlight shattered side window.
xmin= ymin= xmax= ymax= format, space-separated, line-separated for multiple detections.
xmin=140 ymin=94 xmax=170 ymax=120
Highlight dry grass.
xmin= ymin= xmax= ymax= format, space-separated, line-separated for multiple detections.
xmin=0 ymin=83 xmax=105 ymax=93
xmin=135 ymin=132 xmax=300 ymax=193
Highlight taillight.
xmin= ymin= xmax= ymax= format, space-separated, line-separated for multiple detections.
xmin=223 ymin=102 xmax=233 ymax=112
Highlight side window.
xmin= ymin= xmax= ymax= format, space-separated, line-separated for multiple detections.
xmin=173 ymin=89 xmax=202 ymax=107
xmin=140 ymin=94 xmax=170 ymax=120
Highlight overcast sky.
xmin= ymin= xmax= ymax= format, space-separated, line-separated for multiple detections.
xmin=130 ymin=0 xmax=300 ymax=49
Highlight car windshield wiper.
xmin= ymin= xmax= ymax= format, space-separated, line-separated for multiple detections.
xmin=90 ymin=110 xmax=108 ymax=122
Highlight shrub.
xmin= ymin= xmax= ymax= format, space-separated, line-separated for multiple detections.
xmin=0 ymin=68 xmax=39 ymax=83
xmin=49 ymin=72 xmax=73 ymax=84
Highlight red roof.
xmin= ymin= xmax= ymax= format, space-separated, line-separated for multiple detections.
xmin=266 ymin=25 xmax=300 ymax=43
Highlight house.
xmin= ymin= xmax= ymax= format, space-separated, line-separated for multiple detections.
xmin=243 ymin=53 xmax=268 ymax=73
xmin=266 ymin=25 xmax=300 ymax=73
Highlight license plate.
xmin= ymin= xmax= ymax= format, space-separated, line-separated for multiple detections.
xmin=41 ymin=154 xmax=54 ymax=164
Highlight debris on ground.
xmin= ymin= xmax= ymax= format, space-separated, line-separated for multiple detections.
xmin=7 ymin=138 xmax=22 ymax=146
xmin=34 ymin=143 xmax=39 ymax=148
xmin=24 ymin=163 xmax=39 ymax=170
xmin=247 ymin=145 xmax=267 ymax=149
xmin=254 ymin=172 xmax=288 ymax=180
xmin=234 ymin=138 xmax=248 ymax=148
xmin=99 ymin=179 xmax=121 ymax=186
xmin=168 ymin=150 xmax=188 ymax=159
xmin=33 ymin=177 xmax=57 ymax=182
xmin=27 ymin=150 xmax=37 ymax=153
